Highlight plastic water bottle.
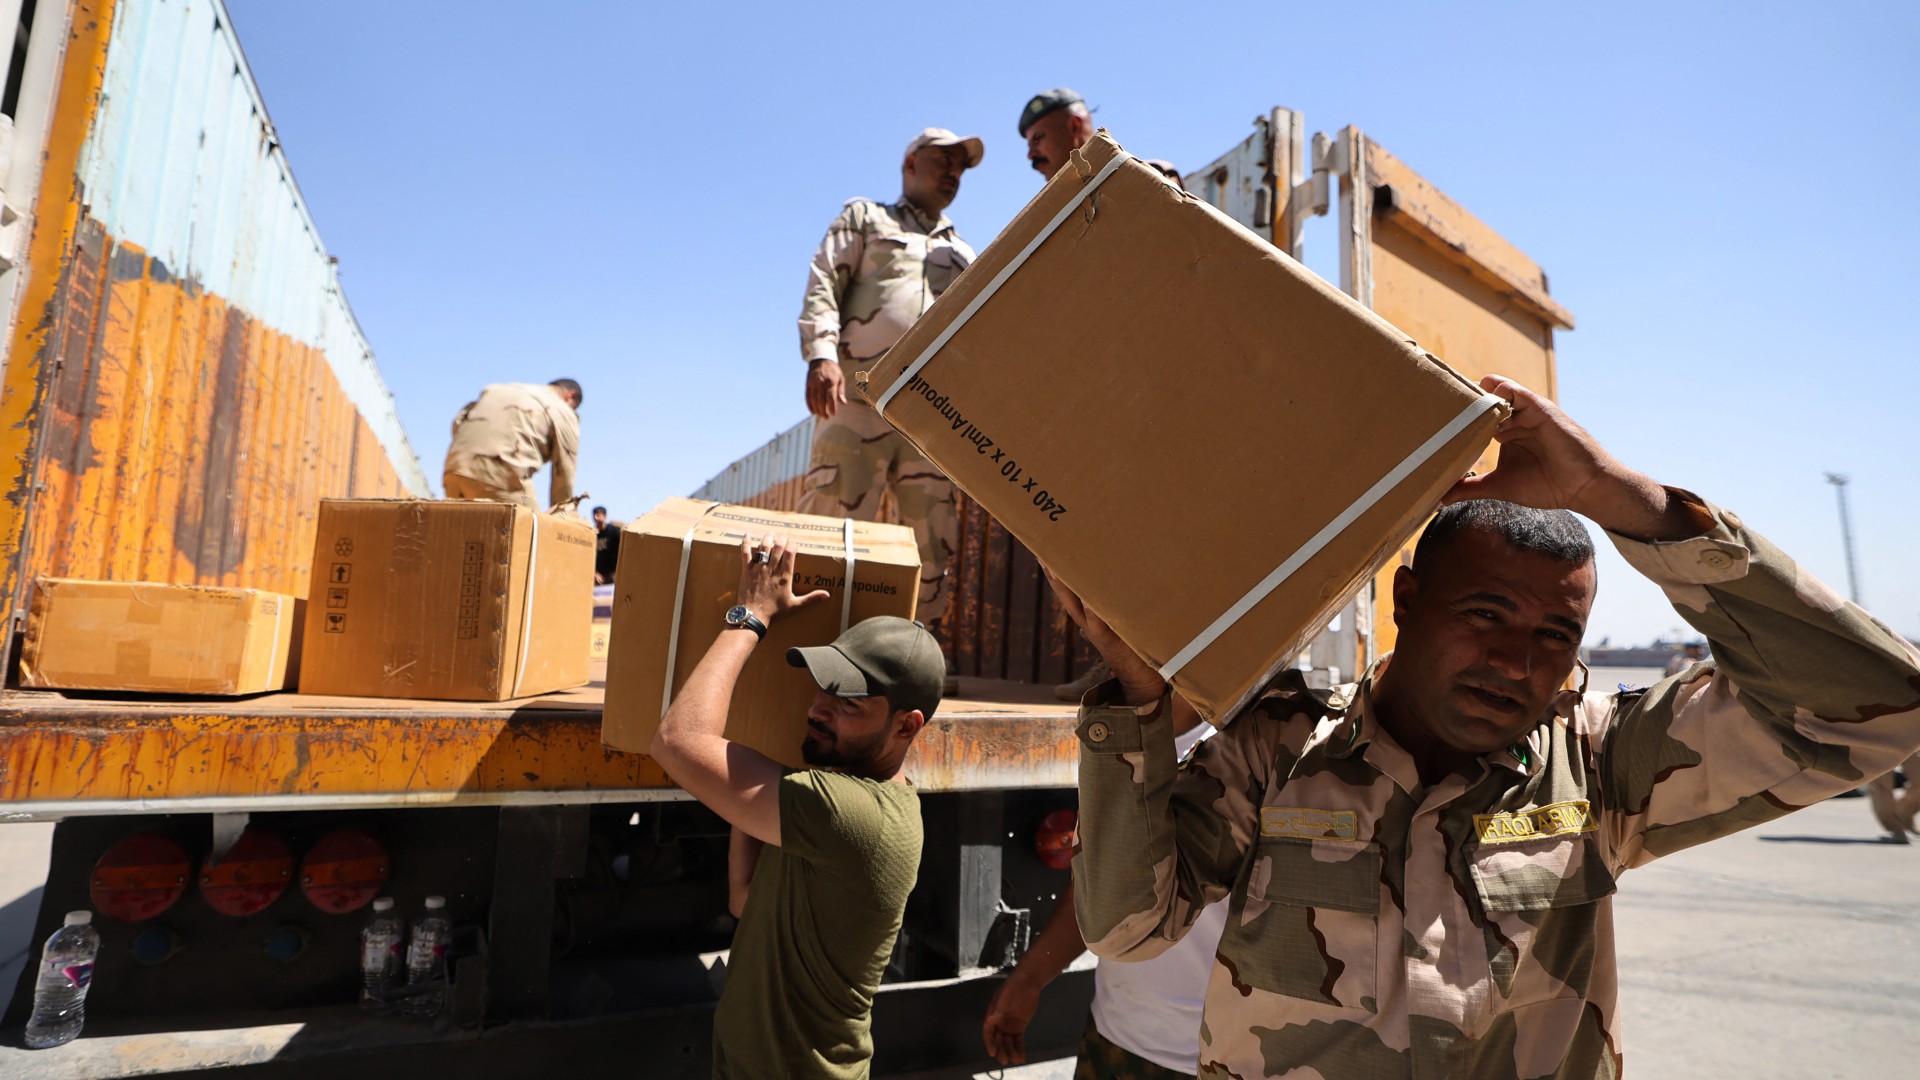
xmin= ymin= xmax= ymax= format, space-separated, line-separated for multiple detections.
xmin=359 ymin=897 xmax=403 ymax=1012
xmin=401 ymin=896 xmax=450 ymax=1017
xmin=25 ymin=911 xmax=101 ymax=1049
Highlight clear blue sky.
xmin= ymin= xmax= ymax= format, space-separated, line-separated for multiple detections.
xmin=226 ymin=0 xmax=1919 ymax=646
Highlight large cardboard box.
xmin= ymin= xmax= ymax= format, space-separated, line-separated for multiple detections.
xmin=21 ymin=578 xmax=301 ymax=695
xmin=298 ymin=499 xmax=594 ymax=700
xmin=601 ymin=499 xmax=920 ymax=767
xmin=858 ymin=130 xmax=1507 ymax=724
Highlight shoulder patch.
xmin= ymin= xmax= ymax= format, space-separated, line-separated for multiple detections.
xmin=1261 ymin=806 xmax=1359 ymax=840
xmin=1474 ymin=800 xmax=1596 ymax=845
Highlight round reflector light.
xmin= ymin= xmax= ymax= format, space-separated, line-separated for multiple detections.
xmin=1035 ymin=809 xmax=1078 ymax=871
xmin=90 ymin=831 xmax=191 ymax=922
xmin=300 ymin=830 xmax=391 ymax=914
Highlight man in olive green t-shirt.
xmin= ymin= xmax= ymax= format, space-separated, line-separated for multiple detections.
xmin=650 ymin=532 xmax=945 ymax=1079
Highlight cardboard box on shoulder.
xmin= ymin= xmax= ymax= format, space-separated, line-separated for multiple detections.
xmin=298 ymin=499 xmax=595 ymax=701
xmin=601 ymin=499 xmax=920 ymax=768
xmin=22 ymin=578 xmax=301 ymax=695
xmin=858 ymin=130 xmax=1506 ymax=724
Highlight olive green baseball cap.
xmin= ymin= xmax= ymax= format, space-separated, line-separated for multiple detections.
xmin=787 ymin=616 xmax=945 ymax=718
xmin=1019 ymin=87 xmax=1085 ymax=137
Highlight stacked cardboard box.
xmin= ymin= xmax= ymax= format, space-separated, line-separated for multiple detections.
xmin=298 ymin=499 xmax=594 ymax=701
xmin=601 ymin=499 xmax=920 ymax=768
xmin=22 ymin=579 xmax=301 ymax=695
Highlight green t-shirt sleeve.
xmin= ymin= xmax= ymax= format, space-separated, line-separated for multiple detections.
xmin=779 ymin=770 xmax=889 ymax=867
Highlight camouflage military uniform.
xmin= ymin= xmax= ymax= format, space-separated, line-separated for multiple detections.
xmin=797 ymin=197 xmax=973 ymax=624
xmin=444 ymin=382 xmax=580 ymax=512
xmin=1072 ymin=496 xmax=1920 ymax=1079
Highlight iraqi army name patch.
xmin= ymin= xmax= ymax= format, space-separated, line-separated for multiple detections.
xmin=1474 ymin=800 xmax=1596 ymax=845
xmin=1260 ymin=806 xmax=1359 ymax=840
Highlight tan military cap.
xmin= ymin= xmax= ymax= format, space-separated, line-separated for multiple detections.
xmin=904 ymin=127 xmax=984 ymax=169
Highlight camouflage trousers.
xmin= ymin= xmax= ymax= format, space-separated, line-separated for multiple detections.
xmin=443 ymin=470 xmax=538 ymax=512
xmin=797 ymin=402 xmax=956 ymax=624
xmin=1073 ymin=1017 xmax=1193 ymax=1080
xmin=1868 ymin=750 xmax=1920 ymax=840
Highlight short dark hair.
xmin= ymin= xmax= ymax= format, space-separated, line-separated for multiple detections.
xmin=550 ymin=378 xmax=582 ymax=405
xmin=591 ymin=505 xmax=607 ymax=515
xmin=1412 ymin=500 xmax=1594 ymax=577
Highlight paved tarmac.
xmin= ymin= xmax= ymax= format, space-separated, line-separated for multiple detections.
xmin=3 ymin=796 xmax=1915 ymax=1077
xmin=898 ymin=793 xmax=1919 ymax=1079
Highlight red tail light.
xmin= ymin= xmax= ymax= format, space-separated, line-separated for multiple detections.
xmin=300 ymin=830 xmax=390 ymax=914
xmin=1034 ymin=809 xmax=1078 ymax=871
xmin=200 ymin=827 xmax=294 ymax=917
xmin=91 ymin=832 xmax=190 ymax=922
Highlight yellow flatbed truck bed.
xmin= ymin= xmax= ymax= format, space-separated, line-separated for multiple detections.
xmin=0 ymin=665 xmax=1082 ymax=820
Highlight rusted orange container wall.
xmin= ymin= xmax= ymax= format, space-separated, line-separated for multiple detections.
xmin=0 ymin=0 xmax=427 ymax=616
xmin=692 ymin=417 xmax=1098 ymax=684
xmin=1338 ymin=130 xmax=1575 ymax=658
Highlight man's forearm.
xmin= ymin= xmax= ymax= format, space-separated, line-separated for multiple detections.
xmin=1005 ymin=880 xmax=1086 ymax=992
xmin=1605 ymin=496 xmax=1920 ymax=860
xmin=654 ymin=630 xmax=756 ymax=750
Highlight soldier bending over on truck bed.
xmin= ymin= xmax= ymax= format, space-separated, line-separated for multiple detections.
xmin=443 ymin=378 xmax=582 ymax=511
xmin=650 ymin=534 xmax=946 ymax=1078
xmin=1056 ymin=375 xmax=1920 ymax=1079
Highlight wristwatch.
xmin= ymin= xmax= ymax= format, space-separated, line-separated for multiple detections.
xmin=724 ymin=605 xmax=769 ymax=640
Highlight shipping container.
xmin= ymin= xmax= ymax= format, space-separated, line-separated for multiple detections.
xmin=0 ymin=0 xmax=427 ymax=673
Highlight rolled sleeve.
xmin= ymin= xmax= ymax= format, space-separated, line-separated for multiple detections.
xmin=1596 ymin=493 xmax=1920 ymax=867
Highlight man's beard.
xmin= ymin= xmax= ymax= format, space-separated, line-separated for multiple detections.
xmin=800 ymin=723 xmax=887 ymax=769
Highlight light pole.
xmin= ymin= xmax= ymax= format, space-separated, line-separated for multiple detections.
xmin=1824 ymin=473 xmax=1861 ymax=606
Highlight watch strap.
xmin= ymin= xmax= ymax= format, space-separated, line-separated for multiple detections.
xmin=728 ymin=606 xmax=769 ymax=640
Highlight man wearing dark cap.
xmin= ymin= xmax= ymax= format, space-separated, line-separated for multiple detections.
xmin=650 ymin=533 xmax=944 ymax=1078
xmin=798 ymin=127 xmax=984 ymax=642
xmin=1021 ymin=87 xmax=1094 ymax=179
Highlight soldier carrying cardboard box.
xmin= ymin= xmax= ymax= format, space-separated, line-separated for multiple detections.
xmin=649 ymin=533 xmax=946 ymax=1078
xmin=1058 ymin=375 xmax=1920 ymax=1080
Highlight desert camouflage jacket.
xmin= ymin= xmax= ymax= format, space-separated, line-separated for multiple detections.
xmin=445 ymin=382 xmax=579 ymax=505
xmin=797 ymin=197 xmax=974 ymax=376
xmin=1073 ymin=498 xmax=1920 ymax=1079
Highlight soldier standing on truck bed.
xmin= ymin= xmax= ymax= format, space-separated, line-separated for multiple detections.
xmin=1057 ymin=375 xmax=1920 ymax=1079
xmin=796 ymin=127 xmax=982 ymax=658
xmin=443 ymin=379 xmax=582 ymax=512
xmin=649 ymin=534 xmax=946 ymax=1078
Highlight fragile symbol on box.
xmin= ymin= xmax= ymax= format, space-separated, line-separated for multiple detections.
xmin=330 ymin=563 xmax=351 ymax=585
xmin=325 ymin=613 xmax=347 ymax=634
xmin=327 ymin=588 xmax=349 ymax=609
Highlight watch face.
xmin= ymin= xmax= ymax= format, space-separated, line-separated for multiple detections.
xmin=725 ymin=605 xmax=749 ymax=626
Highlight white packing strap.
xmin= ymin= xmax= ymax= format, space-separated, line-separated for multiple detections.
xmin=265 ymin=595 xmax=283 ymax=687
xmin=841 ymin=518 xmax=857 ymax=633
xmin=661 ymin=502 xmax=724 ymax=714
xmin=874 ymin=150 xmax=1135 ymax=417
xmin=511 ymin=513 xmax=541 ymax=698
xmin=1158 ymin=393 xmax=1505 ymax=681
